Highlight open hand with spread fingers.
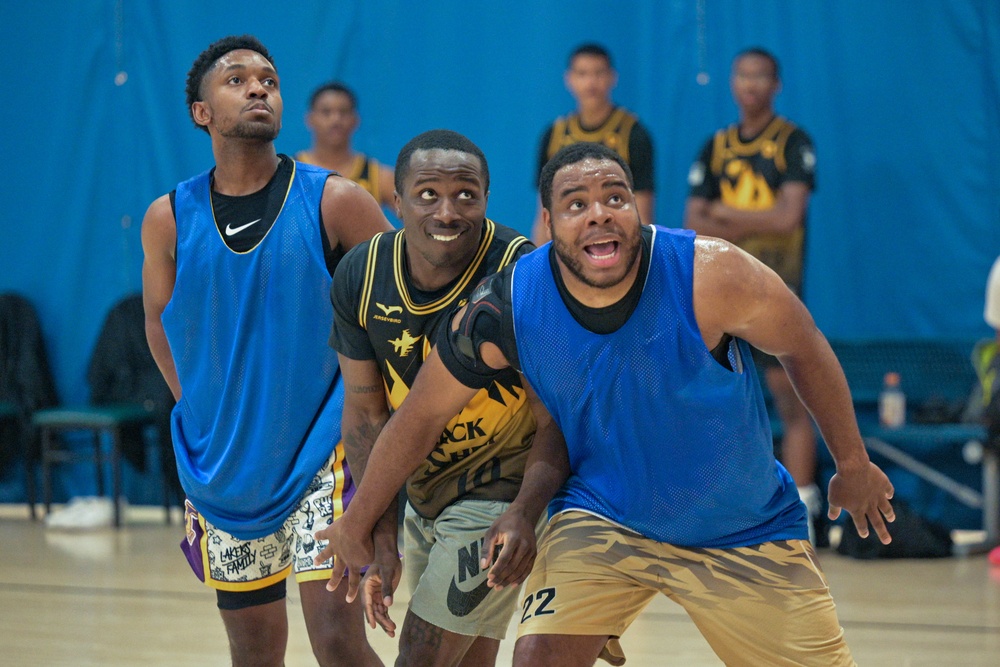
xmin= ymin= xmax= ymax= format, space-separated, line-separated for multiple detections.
xmin=827 ymin=460 xmax=896 ymax=544
xmin=313 ymin=516 xmax=374 ymax=602
xmin=360 ymin=558 xmax=402 ymax=637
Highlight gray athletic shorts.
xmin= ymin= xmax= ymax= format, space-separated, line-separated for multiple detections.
xmin=404 ymin=499 xmax=540 ymax=640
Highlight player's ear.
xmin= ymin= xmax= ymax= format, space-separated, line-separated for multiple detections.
xmin=191 ymin=101 xmax=211 ymax=129
xmin=542 ymin=207 xmax=552 ymax=235
xmin=393 ymin=191 xmax=402 ymax=219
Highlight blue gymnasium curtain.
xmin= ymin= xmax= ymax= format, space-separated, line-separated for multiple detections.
xmin=0 ymin=1 xmax=998 ymax=499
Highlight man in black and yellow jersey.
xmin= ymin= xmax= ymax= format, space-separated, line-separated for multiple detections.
xmin=296 ymin=82 xmax=395 ymax=210
xmin=531 ymin=43 xmax=655 ymax=243
xmin=319 ymin=130 xmax=566 ymax=666
xmin=684 ymin=47 xmax=822 ymax=542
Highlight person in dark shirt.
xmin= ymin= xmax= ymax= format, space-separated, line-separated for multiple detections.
xmin=320 ymin=129 xmax=565 ymax=666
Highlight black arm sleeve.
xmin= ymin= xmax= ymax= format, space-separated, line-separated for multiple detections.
xmin=328 ymin=242 xmax=378 ymax=360
xmin=687 ymin=135 xmax=719 ymax=199
xmin=782 ymin=128 xmax=817 ymax=191
xmin=628 ymin=121 xmax=655 ymax=193
xmin=436 ymin=266 xmax=520 ymax=389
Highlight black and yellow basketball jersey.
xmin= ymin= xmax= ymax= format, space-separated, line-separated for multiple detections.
xmin=702 ymin=116 xmax=814 ymax=292
xmin=355 ymin=220 xmax=534 ymax=518
xmin=294 ymin=151 xmax=384 ymax=201
xmin=546 ymin=107 xmax=638 ymax=163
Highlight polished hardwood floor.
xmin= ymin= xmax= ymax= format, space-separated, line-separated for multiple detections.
xmin=1 ymin=504 xmax=998 ymax=666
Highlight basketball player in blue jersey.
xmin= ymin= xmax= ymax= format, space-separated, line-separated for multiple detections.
xmin=141 ymin=35 xmax=391 ymax=667
xmin=313 ymin=143 xmax=896 ymax=666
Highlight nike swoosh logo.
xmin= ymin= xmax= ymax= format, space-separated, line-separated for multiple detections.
xmin=225 ymin=218 xmax=262 ymax=236
xmin=446 ymin=576 xmax=492 ymax=617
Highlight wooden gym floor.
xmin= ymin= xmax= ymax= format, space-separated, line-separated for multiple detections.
xmin=0 ymin=505 xmax=997 ymax=666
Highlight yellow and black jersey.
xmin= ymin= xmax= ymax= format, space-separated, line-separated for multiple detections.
xmin=688 ymin=115 xmax=816 ymax=293
xmin=536 ymin=107 xmax=655 ymax=192
xmin=330 ymin=220 xmax=535 ymax=518
xmin=293 ymin=151 xmax=385 ymax=202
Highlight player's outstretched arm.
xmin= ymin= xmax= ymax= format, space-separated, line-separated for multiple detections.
xmin=692 ymin=238 xmax=895 ymax=544
xmin=314 ymin=348 xmax=482 ymax=600
xmin=336 ymin=355 xmax=401 ymax=618
xmin=338 ymin=356 xmax=391 ymax=483
xmin=484 ymin=382 xmax=569 ymax=590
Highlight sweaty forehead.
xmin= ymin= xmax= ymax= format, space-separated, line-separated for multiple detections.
xmin=406 ymin=149 xmax=483 ymax=183
xmin=211 ymin=49 xmax=275 ymax=77
xmin=555 ymin=158 xmax=626 ymax=188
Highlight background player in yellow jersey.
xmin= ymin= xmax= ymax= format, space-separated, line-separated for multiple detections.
xmin=531 ymin=44 xmax=655 ymax=244
xmin=684 ymin=47 xmax=823 ymax=541
xmin=296 ymin=81 xmax=396 ymax=210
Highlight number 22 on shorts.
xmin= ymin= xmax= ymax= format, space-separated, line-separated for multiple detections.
xmin=520 ymin=586 xmax=556 ymax=623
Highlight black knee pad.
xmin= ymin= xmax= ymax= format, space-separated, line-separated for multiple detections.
xmin=216 ymin=578 xmax=287 ymax=611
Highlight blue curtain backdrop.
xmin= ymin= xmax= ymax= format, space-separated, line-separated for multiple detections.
xmin=2 ymin=0 xmax=999 ymax=405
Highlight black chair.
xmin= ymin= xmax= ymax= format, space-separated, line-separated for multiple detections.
xmin=0 ymin=293 xmax=59 ymax=518
xmin=32 ymin=294 xmax=179 ymax=527
xmin=0 ymin=400 xmax=23 ymax=479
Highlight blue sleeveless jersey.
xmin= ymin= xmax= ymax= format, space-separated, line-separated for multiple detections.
xmin=511 ymin=226 xmax=806 ymax=547
xmin=163 ymin=162 xmax=343 ymax=539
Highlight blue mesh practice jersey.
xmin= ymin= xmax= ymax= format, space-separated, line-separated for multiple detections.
xmin=163 ymin=162 xmax=343 ymax=539
xmin=510 ymin=226 xmax=807 ymax=548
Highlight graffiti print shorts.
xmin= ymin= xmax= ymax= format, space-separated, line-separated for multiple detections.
xmin=180 ymin=449 xmax=348 ymax=591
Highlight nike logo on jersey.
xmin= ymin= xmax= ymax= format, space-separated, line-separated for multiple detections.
xmin=225 ymin=218 xmax=262 ymax=236
xmin=376 ymin=302 xmax=403 ymax=316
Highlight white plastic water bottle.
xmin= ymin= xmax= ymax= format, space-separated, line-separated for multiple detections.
xmin=879 ymin=371 xmax=906 ymax=428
